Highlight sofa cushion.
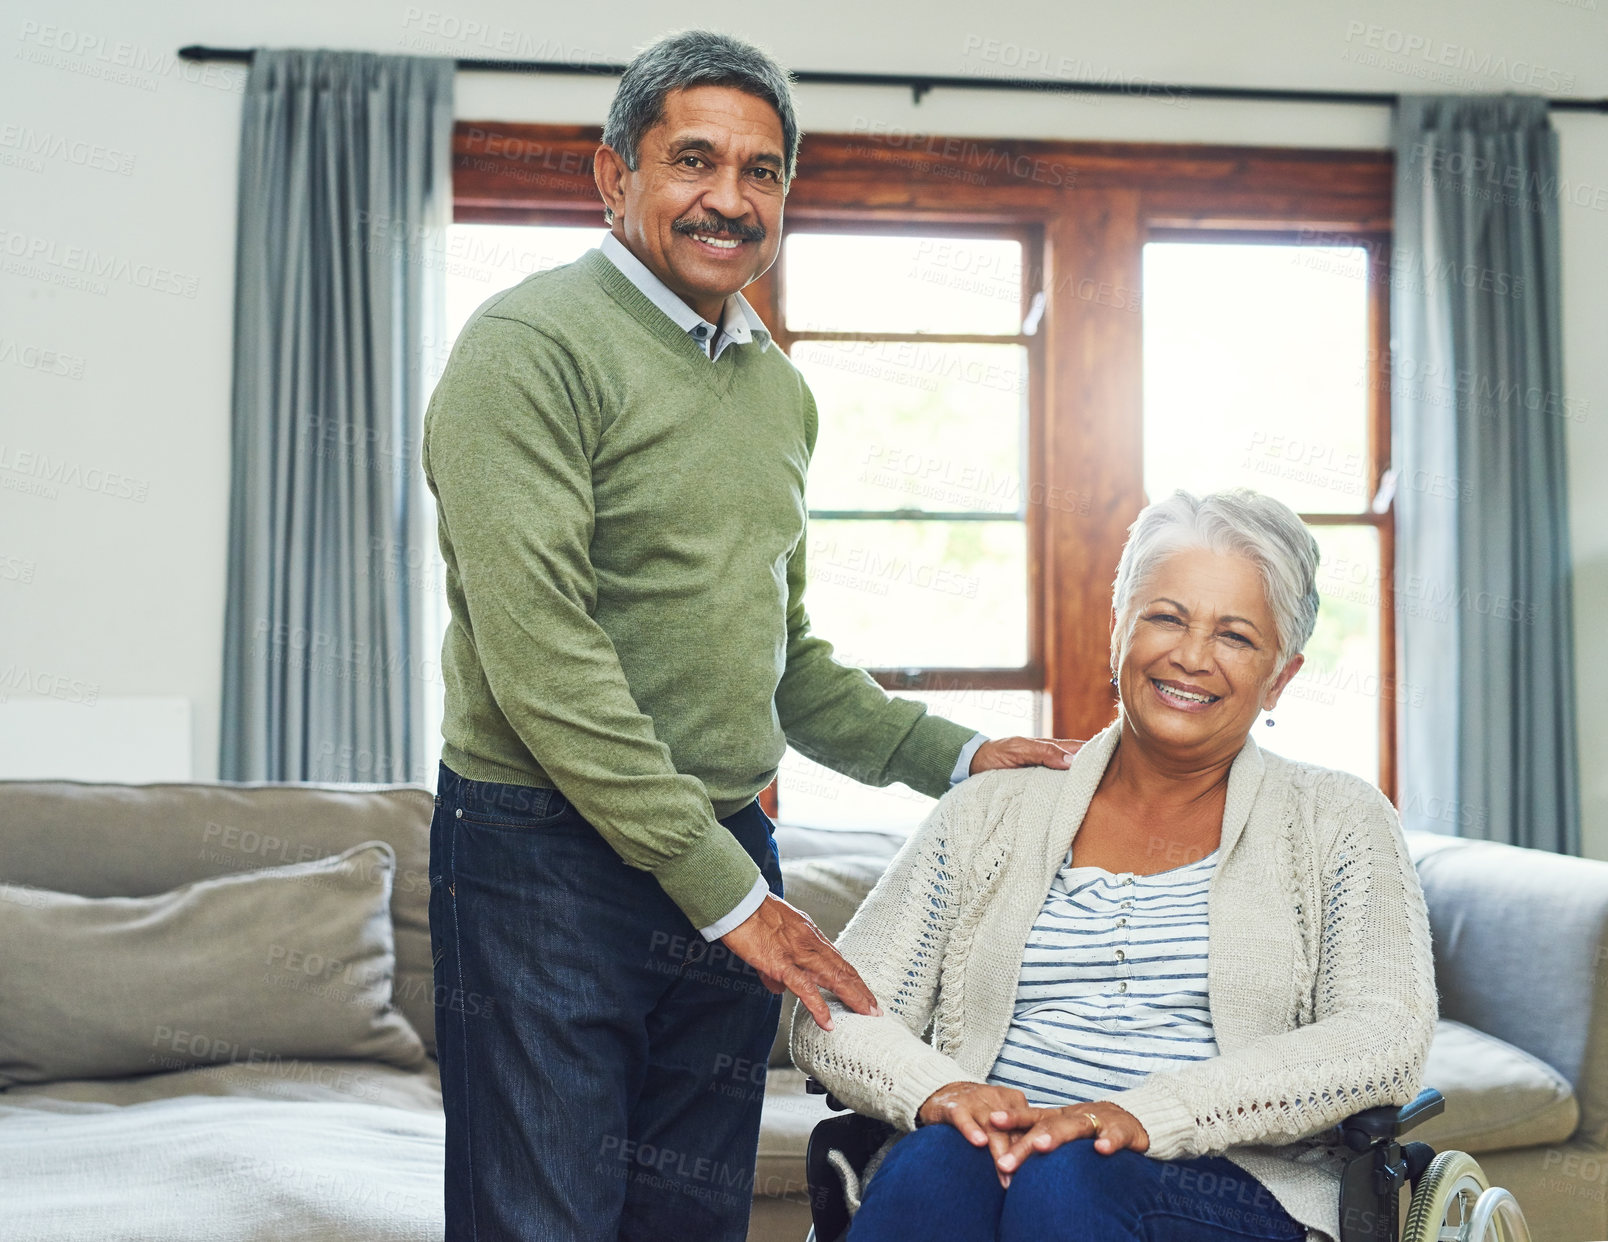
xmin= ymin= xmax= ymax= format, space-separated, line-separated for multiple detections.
xmin=0 ymin=779 xmax=439 ymax=1053
xmin=0 ymin=1058 xmax=442 ymax=1115
xmin=1412 ymin=1019 xmax=1578 ymax=1153
xmin=780 ymin=854 xmax=890 ymax=938
xmin=774 ymin=825 xmax=905 ymax=864
xmin=770 ymin=855 xmax=891 ymax=1066
xmin=0 ymin=1093 xmax=443 ymax=1240
xmin=1411 ymin=837 xmax=1608 ymax=1149
xmin=1403 ymin=829 xmax=1474 ymax=865
xmin=0 ymin=841 xmax=426 ymax=1087
xmin=755 ymin=1066 xmax=841 ymax=1200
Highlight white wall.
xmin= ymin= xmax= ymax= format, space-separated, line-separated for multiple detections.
xmin=2 ymin=0 xmax=1603 ymax=847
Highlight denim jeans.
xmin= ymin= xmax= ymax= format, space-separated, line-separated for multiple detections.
xmin=848 ymin=1124 xmax=1306 ymax=1242
xmin=429 ymin=761 xmax=784 ymax=1242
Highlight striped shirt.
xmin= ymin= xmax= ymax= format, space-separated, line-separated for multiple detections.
xmin=987 ymin=848 xmax=1220 ymax=1107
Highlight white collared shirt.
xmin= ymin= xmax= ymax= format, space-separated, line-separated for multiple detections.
xmin=597 ymin=232 xmax=771 ymax=363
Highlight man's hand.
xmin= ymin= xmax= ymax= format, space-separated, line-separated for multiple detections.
xmin=917 ymin=1082 xmax=1034 ymax=1188
xmin=987 ymin=1100 xmax=1149 ymax=1177
xmin=970 ymin=737 xmax=1083 ymax=775
xmin=720 ymin=894 xmax=882 ymax=1032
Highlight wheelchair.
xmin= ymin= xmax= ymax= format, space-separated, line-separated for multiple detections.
xmin=801 ymin=1080 xmax=1534 ymax=1242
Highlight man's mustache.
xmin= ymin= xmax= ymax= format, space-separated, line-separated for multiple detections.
xmin=672 ymin=215 xmax=767 ymax=243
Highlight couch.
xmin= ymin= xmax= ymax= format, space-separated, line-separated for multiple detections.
xmin=0 ymin=778 xmax=1604 ymax=1242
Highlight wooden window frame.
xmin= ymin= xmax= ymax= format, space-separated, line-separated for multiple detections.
xmin=453 ymin=123 xmax=1397 ymax=798
xmin=767 ymin=217 xmax=1047 ymax=696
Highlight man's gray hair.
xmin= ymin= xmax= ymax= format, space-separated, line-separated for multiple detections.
xmin=1111 ymin=488 xmax=1321 ymax=671
xmin=602 ymin=30 xmax=801 ymax=187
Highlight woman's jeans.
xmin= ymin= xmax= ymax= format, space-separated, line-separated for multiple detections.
xmin=848 ymin=1124 xmax=1306 ymax=1242
xmin=429 ymin=762 xmax=784 ymax=1242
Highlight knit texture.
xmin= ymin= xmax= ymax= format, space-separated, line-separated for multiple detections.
xmin=422 ymin=249 xmax=973 ymax=927
xmin=790 ymin=721 xmax=1437 ymax=1240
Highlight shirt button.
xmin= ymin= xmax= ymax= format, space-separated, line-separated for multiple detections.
xmin=1121 ymin=875 xmax=1134 ymax=886
xmin=1115 ymin=949 xmax=1126 ymax=962
xmin=1117 ymin=981 xmax=1128 ymax=993
xmin=692 ymin=325 xmax=709 ymax=339
xmin=1121 ymin=899 xmax=1133 ymax=909
xmin=1116 ymin=917 xmax=1128 ymax=927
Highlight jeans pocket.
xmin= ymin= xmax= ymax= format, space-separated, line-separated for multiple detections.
xmin=453 ymin=781 xmax=575 ymax=831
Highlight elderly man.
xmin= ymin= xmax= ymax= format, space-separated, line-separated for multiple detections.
xmin=422 ymin=29 xmax=1071 ymax=1242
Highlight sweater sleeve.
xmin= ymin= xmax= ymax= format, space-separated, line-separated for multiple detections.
xmin=790 ymin=780 xmax=992 ymax=1130
xmin=422 ymin=313 xmax=760 ymax=930
xmin=1106 ymin=776 xmax=1438 ymax=1159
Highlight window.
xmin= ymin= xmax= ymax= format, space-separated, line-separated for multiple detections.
xmin=781 ymin=231 xmax=1034 ymax=669
xmin=441 ymin=223 xmax=603 ymax=345
xmin=757 ymin=228 xmax=1047 ymax=826
xmin=777 ymin=688 xmax=1045 ymax=831
xmin=445 ymin=123 xmax=1397 ymax=820
xmin=1141 ymin=240 xmax=1391 ymax=785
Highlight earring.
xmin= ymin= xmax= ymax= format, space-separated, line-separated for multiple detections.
xmin=1109 ymin=673 xmax=1118 ymax=689
xmin=1264 ymin=716 xmax=1276 ymax=727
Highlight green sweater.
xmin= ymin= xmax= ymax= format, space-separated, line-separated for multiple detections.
xmin=421 ymin=249 xmax=974 ymax=928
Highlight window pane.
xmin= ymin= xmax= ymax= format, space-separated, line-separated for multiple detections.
xmin=1264 ymin=525 xmax=1380 ymax=785
xmin=804 ymin=520 xmax=1028 ymax=668
xmin=778 ymin=691 xmax=1046 ymax=830
xmin=786 ymin=233 xmax=1024 ymax=334
xmin=1142 ymin=243 xmax=1371 ymax=513
xmin=796 ymin=341 xmax=1026 ymax=513
xmin=443 ymin=224 xmax=603 ymax=346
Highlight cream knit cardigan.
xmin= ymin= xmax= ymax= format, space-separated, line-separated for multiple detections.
xmin=790 ymin=721 xmax=1438 ymax=1240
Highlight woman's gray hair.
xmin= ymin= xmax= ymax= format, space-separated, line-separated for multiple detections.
xmin=602 ymin=30 xmax=800 ymax=200
xmin=1111 ymin=488 xmax=1321 ymax=671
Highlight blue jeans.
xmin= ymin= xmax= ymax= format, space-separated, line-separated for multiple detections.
xmin=848 ymin=1124 xmax=1306 ymax=1242
xmin=429 ymin=762 xmax=784 ymax=1242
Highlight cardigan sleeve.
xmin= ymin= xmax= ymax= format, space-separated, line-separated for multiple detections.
xmin=789 ymin=778 xmax=996 ymax=1130
xmin=1107 ymin=774 xmax=1438 ymax=1159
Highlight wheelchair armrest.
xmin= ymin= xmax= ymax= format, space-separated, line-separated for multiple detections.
xmin=1339 ymin=1087 xmax=1445 ymax=1151
xmin=805 ymin=1105 xmax=898 ymax=1242
xmin=804 ymin=1075 xmax=852 ymax=1113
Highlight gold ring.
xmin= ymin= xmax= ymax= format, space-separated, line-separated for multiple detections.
xmin=1084 ymin=1111 xmax=1101 ymax=1133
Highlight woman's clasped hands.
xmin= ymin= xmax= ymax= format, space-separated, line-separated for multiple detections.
xmin=916 ymin=1082 xmax=1150 ymax=1188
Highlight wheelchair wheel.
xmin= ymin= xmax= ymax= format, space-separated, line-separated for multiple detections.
xmin=1467 ymin=1188 xmax=1532 ymax=1242
xmin=1401 ymin=1151 xmax=1492 ymax=1242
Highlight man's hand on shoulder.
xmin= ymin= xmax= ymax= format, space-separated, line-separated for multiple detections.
xmin=969 ymin=737 xmax=1083 ymax=776
xmin=720 ymin=894 xmax=882 ymax=1031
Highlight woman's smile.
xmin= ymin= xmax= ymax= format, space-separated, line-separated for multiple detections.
xmin=1148 ymin=678 xmax=1221 ymax=712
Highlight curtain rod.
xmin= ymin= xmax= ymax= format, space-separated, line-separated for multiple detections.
xmin=176 ymin=45 xmax=1607 ymax=112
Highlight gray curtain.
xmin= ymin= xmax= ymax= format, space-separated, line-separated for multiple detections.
xmin=1392 ymin=95 xmax=1580 ymax=852
xmin=220 ymin=50 xmax=454 ymax=784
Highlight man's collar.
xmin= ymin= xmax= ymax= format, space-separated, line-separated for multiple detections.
xmin=598 ymin=232 xmax=771 ymax=355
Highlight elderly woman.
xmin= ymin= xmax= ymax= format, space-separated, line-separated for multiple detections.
xmin=791 ymin=488 xmax=1437 ymax=1242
